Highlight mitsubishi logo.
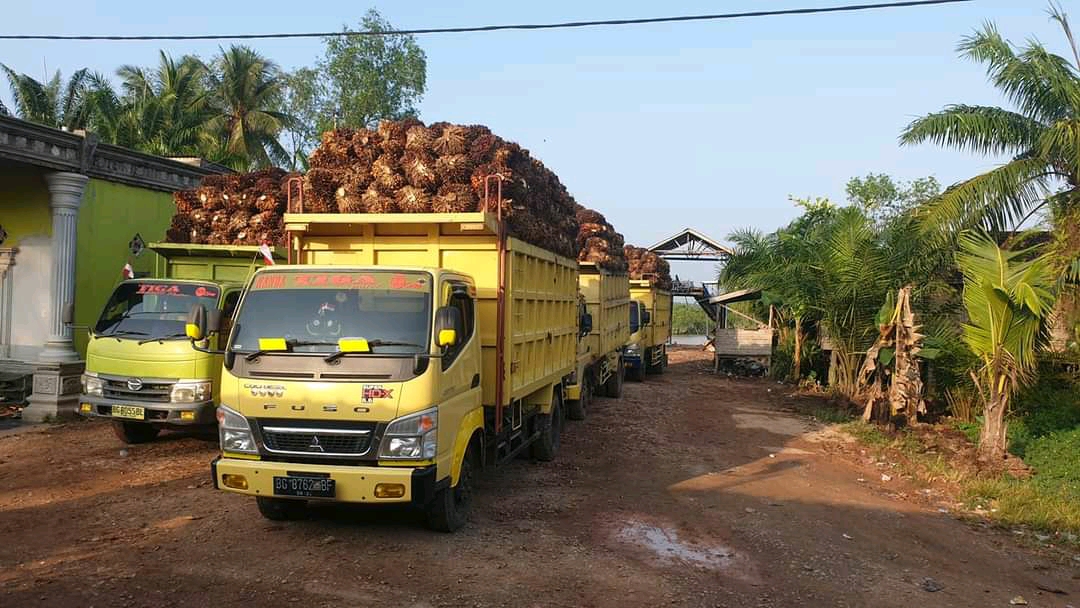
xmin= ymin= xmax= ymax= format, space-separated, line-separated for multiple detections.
xmin=308 ymin=435 xmax=324 ymax=452
xmin=127 ymin=378 xmax=143 ymax=391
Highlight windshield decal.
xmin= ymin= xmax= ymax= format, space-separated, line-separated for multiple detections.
xmin=251 ymin=272 xmax=430 ymax=291
xmin=132 ymin=283 xmax=218 ymax=298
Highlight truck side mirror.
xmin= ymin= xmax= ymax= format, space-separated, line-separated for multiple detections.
xmin=580 ymin=313 xmax=593 ymax=338
xmin=186 ymin=305 xmax=207 ymax=341
xmin=435 ymin=306 xmax=463 ymax=348
xmin=207 ymin=308 xmax=222 ymax=335
xmin=62 ymin=302 xmax=75 ymax=325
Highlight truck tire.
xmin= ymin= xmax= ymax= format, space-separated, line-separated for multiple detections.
xmin=256 ymin=497 xmax=308 ymax=521
xmin=112 ymin=421 xmax=160 ymax=444
xmin=566 ymin=377 xmax=589 ymax=421
xmin=426 ymin=445 xmax=476 ymax=532
xmin=531 ymin=390 xmax=563 ymax=462
xmin=602 ymin=359 xmax=624 ymax=398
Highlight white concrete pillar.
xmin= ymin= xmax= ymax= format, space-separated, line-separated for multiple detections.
xmin=0 ymin=247 xmax=15 ymax=359
xmin=39 ymin=172 xmax=87 ymax=363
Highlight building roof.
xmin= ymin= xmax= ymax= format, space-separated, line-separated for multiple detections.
xmin=648 ymin=228 xmax=732 ymax=261
xmin=707 ymin=288 xmax=762 ymax=305
xmin=0 ymin=115 xmax=227 ymax=192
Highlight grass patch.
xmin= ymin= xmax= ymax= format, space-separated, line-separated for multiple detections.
xmin=841 ymin=421 xmax=891 ymax=447
xmin=845 ymin=420 xmax=1080 ymax=536
xmin=810 ymin=406 xmax=855 ymax=424
xmin=964 ymin=478 xmax=1080 ymax=535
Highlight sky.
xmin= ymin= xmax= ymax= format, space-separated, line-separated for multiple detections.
xmin=0 ymin=0 xmax=1069 ymax=282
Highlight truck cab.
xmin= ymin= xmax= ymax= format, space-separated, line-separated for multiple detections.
xmin=623 ymin=280 xmax=673 ymax=381
xmin=79 ymin=243 xmax=279 ymax=443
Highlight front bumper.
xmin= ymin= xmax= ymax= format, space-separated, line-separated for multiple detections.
xmin=211 ymin=457 xmax=442 ymax=505
xmin=78 ymin=396 xmax=216 ymax=426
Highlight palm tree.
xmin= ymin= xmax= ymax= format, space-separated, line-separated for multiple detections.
xmin=204 ymin=45 xmax=292 ymax=169
xmin=899 ymin=4 xmax=1080 ymax=259
xmin=956 ymin=232 xmax=1057 ymax=463
xmin=106 ymin=52 xmax=216 ymax=157
xmin=1 ymin=65 xmax=98 ymax=130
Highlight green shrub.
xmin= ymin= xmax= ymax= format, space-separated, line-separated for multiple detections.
xmin=1012 ymin=372 xmax=1080 ymax=439
xmin=952 ymin=420 xmax=980 ymax=444
xmin=1024 ymin=427 xmax=1080 ymax=499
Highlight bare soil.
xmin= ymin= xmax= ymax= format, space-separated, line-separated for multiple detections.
xmin=1 ymin=348 xmax=1078 ymax=607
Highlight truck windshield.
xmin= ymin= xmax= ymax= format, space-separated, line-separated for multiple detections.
xmin=230 ymin=270 xmax=432 ymax=356
xmin=95 ymin=282 xmax=220 ymax=338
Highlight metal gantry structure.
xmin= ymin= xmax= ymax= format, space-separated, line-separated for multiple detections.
xmin=648 ymin=228 xmax=731 ymax=321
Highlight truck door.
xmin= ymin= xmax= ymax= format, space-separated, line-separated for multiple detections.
xmin=437 ymin=279 xmax=482 ymax=478
xmin=218 ymin=290 xmax=242 ymax=348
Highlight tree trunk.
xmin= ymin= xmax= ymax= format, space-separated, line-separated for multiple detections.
xmin=791 ymin=317 xmax=803 ymax=383
xmin=977 ymin=390 xmax=1009 ymax=464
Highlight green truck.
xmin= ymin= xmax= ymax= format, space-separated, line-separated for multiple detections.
xmin=78 ymin=243 xmax=280 ymax=443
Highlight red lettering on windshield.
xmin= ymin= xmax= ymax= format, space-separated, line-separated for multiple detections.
xmin=390 ymin=274 xmax=426 ymax=290
xmin=253 ymin=275 xmax=285 ymax=290
xmin=194 ymin=286 xmax=218 ymax=298
xmin=136 ymin=284 xmax=182 ymax=295
xmin=355 ymin=275 xmax=376 ymax=288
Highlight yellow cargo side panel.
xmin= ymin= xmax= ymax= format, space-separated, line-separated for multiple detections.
xmin=506 ymin=239 xmax=577 ymax=404
xmin=578 ymin=266 xmax=630 ymax=363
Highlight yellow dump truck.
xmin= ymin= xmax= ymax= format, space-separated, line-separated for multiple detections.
xmin=624 ymin=280 xmax=673 ymax=381
xmin=190 ymin=212 xmax=577 ymax=531
xmin=565 ymin=263 xmax=630 ymax=419
xmin=79 ymin=243 xmax=279 ymax=443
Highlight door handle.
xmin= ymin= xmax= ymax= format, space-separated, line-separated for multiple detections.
xmin=471 ymin=374 xmax=480 ymax=388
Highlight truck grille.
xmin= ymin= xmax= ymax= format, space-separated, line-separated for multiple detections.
xmin=103 ymin=378 xmax=173 ymax=403
xmin=260 ymin=424 xmax=375 ymax=456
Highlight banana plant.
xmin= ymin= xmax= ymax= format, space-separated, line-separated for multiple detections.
xmin=957 ymin=231 xmax=1057 ymax=463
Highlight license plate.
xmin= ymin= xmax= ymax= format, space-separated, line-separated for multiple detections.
xmin=273 ymin=476 xmax=336 ymax=498
xmin=111 ymin=405 xmax=145 ymax=420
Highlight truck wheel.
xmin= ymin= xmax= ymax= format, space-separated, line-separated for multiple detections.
xmin=531 ymin=390 xmax=563 ymax=461
xmin=256 ymin=497 xmax=308 ymax=521
xmin=111 ymin=421 xmax=160 ymax=444
xmin=426 ymin=445 xmax=476 ymax=533
xmin=603 ymin=360 xmax=624 ymax=398
xmin=566 ymin=377 xmax=589 ymax=421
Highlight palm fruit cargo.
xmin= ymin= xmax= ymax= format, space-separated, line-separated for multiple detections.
xmin=164 ymin=119 xmax=631 ymax=265
xmin=624 ymin=245 xmax=673 ymax=289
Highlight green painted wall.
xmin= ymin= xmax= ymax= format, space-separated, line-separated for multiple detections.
xmin=0 ymin=165 xmax=51 ymax=246
xmin=74 ymin=179 xmax=175 ymax=355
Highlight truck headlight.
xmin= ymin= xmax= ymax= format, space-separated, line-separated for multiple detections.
xmin=216 ymin=405 xmax=257 ymax=454
xmin=379 ymin=407 xmax=437 ymax=460
xmin=624 ymin=344 xmax=641 ymax=356
xmin=82 ymin=373 xmax=104 ymax=397
xmin=171 ymin=380 xmax=212 ymax=403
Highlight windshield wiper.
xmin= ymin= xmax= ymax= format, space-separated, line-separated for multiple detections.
xmin=137 ymin=332 xmax=188 ymax=345
xmin=99 ymin=329 xmax=151 ymax=341
xmin=323 ymin=340 xmax=424 ymax=363
xmin=244 ymin=339 xmax=337 ymax=362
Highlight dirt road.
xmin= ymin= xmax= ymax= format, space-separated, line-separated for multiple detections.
xmin=1 ymin=349 xmax=1077 ymax=607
